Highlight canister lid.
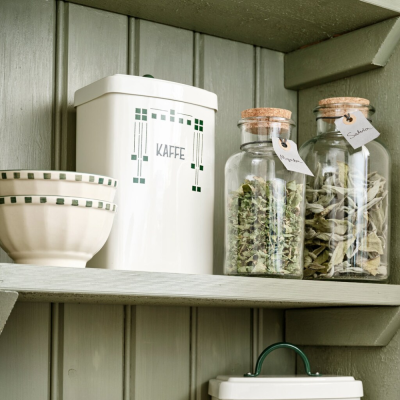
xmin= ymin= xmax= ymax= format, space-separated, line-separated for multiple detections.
xmin=208 ymin=375 xmax=363 ymax=400
xmin=74 ymin=74 xmax=218 ymax=111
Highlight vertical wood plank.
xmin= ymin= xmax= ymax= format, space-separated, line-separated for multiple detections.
xmin=135 ymin=20 xmax=193 ymax=84
xmin=130 ymin=306 xmax=191 ymax=400
xmin=200 ymin=35 xmax=254 ymax=275
xmin=259 ymin=48 xmax=298 ymax=140
xmin=62 ymin=304 xmax=124 ymax=400
xmin=61 ymin=3 xmax=128 ymax=170
xmin=260 ymin=309 xmax=296 ymax=375
xmin=0 ymin=302 xmax=51 ymax=399
xmin=124 ymin=305 xmax=132 ymax=400
xmin=196 ymin=307 xmax=252 ymax=400
xmin=0 ymin=0 xmax=55 ymax=263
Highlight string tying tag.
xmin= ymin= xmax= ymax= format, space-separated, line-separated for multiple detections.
xmin=344 ymin=113 xmax=353 ymax=122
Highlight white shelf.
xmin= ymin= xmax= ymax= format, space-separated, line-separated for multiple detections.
xmin=1 ymin=264 xmax=400 ymax=308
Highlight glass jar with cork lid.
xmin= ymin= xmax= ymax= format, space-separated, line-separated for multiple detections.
xmin=299 ymin=97 xmax=391 ymax=282
xmin=224 ymin=107 xmax=306 ymax=279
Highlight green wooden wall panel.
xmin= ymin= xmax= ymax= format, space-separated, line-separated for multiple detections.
xmin=259 ymin=48 xmax=298 ymax=140
xmin=195 ymin=307 xmax=252 ymax=400
xmin=199 ymin=35 xmax=254 ymax=275
xmin=259 ymin=309 xmax=296 ymax=375
xmin=59 ymin=2 xmax=128 ymax=170
xmin=134 ymin=19 xmax=193 ymax=84
xmin=0 ymin=302 xmax=51 ymax=399
xmin=0 ymin=0 xmax=55 ymax=263
xmin=62 ymin=304 xmax=124 ymax=400
xmin=130 ymin=306 xmax=191 ymax=400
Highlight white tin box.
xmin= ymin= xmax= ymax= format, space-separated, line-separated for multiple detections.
xmin=209 ymin=376 xmax=363 ymax=400
xmin=75 ymin=75 xmax=218 ymax=273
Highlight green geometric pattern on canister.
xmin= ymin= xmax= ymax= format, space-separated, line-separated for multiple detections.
xmin=191 ymin=119 xmax=204 ymax=193
xmin=132 ymin=109 xmax=149 ymax=184
xmin=131 ymin=107 xmax=204 ymax=191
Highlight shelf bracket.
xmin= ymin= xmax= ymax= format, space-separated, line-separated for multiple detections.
xmin=0 ymin=290 xmax=18 ymax=336
xmin=285 ymin=16 xmax=400 ymax=90
xmin=286 ymin=307 xmax=400 ymax=347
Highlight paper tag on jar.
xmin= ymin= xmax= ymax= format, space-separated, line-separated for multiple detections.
xmin=272 ymin=138 xmax=314 ymax=176
xmin=335 ymin=110 xmax=380 ymax=149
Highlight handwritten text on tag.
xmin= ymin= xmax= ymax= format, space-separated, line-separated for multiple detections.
xmin=272 ymin=138 xmax=314 ymax=176
xmin=335 ymin=110 xmax=380 ymax=149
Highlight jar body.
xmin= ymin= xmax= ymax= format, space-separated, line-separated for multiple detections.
xmin=299 ymin=132 xmax=390 ymax=282
xmin=224 ymin=145 xmax=306 ymax=278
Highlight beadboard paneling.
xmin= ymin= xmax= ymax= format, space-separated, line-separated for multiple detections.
xmin=130 ymin=306 xmax=191 ymax=400
xmin=60 ymin=3 xmax=128 ymax=170
xmin=0 ymin=302 xmax=51 ymax=399
xmin=134 ymin=19 xmax=193 ymax=84
xmin=260 ymin=309 xmax=296 ymax=375
xmin=0 ymin=0 xmax=55 ymax=263
xmin=62 ymin=304 xmax=124 ymax=400
xmin=199 ymin=35 xmax=254 ymax=275
xmin=259 ymin=48 xmax=298 ymax=140
xmin=196 ymin=307 xmax=252 ymax=400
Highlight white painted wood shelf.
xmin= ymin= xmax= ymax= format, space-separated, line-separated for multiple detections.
xmin=1 ymin=264 xmax=400 ymax=308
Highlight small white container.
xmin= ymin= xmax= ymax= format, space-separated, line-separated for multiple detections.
xmin=209 ymin=343 xmax=363 ymax=400
xmin=74 ymin=74 xmax=218 ymax=273
xmin=209 ymin=376 xmax=363 ymax=400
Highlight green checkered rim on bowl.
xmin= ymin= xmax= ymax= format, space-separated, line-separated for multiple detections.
xmin=0 ymin=170 xmax=118 ymax=187
xmin=0 ymin=195 xmax=117 ymax=211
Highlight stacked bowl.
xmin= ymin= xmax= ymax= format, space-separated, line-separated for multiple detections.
xmin=0 ymin=170 xmax=117 ymax=268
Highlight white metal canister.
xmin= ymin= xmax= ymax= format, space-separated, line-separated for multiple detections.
xmin=209 ymin=343 xmax=364 ymax=400
xmin=74 ymin=75 xmax=218 ymax=273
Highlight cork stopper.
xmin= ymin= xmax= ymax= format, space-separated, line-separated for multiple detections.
xmin=317 ymin=97 xmax=372 ymax=118
xmin=240 ymin=108 xmax=293 ymax=136
xmin=319 ymin=97 xmax=370 ymax=106
xmin=241 ymin=107 xmax=292 ymax=119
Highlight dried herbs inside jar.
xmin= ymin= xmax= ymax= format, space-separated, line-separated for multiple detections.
xmin=225 ymin=177 xmax=304 ymax=277
xmin=304 ymin=162 xmax=388 ymax=279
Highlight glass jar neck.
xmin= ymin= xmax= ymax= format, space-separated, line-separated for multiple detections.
xmin=316 ymin=118 xmax=342 ymax=135
xmin=239 ymin=119 xmax=293 ymax=151
xmin=314 ymin=104 xmax=375 ymax=136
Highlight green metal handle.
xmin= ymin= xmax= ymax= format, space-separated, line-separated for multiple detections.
xmin=244 ymin=342 xmax=321 ymax=377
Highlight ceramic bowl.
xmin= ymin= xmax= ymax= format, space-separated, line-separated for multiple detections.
xmin=0 ymin=170 xmax=118 ymax=202
xmin=0 ymin=195 xmax=116 ymax=268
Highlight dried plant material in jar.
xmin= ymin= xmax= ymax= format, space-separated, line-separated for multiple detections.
xmin=304 ymin=163 xmax=388 ymax=279
xmin=226 ymin=177 xmax=304 ymax=277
